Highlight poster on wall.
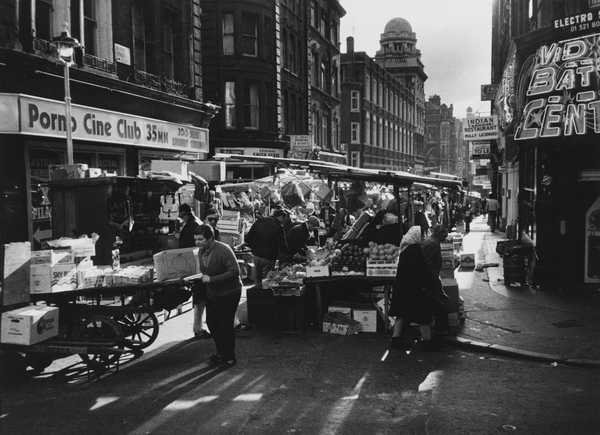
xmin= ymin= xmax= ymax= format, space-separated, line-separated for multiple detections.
xmin=470 ymin=142 xmax=491 ymax=159
xmin=515 ymin=32 xmax=600 ymax=141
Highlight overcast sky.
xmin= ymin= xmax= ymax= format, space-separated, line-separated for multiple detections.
xmin=340 ymin=0 xmax=493 ymax=119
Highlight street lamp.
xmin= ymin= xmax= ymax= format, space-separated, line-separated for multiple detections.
xmin=52 ymin=26 xmax=80 ymax=165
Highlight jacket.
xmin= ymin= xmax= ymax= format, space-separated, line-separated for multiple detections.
xmin=285 ymin=223 xmax=311 ymax=257
xmin=198 ymin=241 xmax=242 ymax=300
xmin=179 ymin=217 xmax=202 ymax=249
xmin=245 ymin=216 xmax=286 ymax=260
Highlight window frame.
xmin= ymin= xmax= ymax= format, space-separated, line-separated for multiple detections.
xmin=350 ymin=90 xmax=360 ymax=112
xmin=222 ymin=13 xmax=235 ymax=55
xmin=241 ymin=12 xmax=258 ymax=57
xmin=224 ymin=81 xmax=237 ymax=129
xmin=351 ymin=122 xmax=360 ymax=144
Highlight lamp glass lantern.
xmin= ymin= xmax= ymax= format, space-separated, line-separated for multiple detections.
xmin=52 ymin=29 xmax=80 ymax=165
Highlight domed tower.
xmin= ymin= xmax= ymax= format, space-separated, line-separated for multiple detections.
xmin=375 ymin=17 xmax=427 ymax=172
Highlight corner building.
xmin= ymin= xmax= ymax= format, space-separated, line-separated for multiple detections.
xmin=491 ymin=0 xmax=600 ymax=290
xmin=0 ymin=0 xmax=216 ymax=246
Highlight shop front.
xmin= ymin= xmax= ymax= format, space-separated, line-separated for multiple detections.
xmin=0 ymin=93 xmax=209 ymax=248
xmin=513 ymin=27 xmax=600 ymax=289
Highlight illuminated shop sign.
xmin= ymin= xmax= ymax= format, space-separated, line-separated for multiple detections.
xmin=514 ymin=33 xmax=600 ymax=141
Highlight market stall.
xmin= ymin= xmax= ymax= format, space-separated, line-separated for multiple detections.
xmin=213 ymin=154 xmax=464 ymax=334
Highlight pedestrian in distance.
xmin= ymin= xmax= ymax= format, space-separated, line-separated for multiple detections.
xmin=486 ymin=194 xmax=500 ymax=232
xmin=204 ymin=208 xmax=221 ymax=241
xmin=194 ymin=224 xmax=242 ymax=368
xmin=178 ymin=204 xmax=211 ymax=340
xmin=389 ymin=226 xmax=446 ymax=350
xmin=463 ymin=203 xmax=473 ymax=234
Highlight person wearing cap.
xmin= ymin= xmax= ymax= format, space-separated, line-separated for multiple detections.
xmin=283 ymin=215 xmax=321 ymax=261
xmin=205 ymin=208 xmax=221 ymax=241
xmin=245 ymin=209 xmax=287 ymax=288
xmin=178 ymin=204 xmax=210 ymax=339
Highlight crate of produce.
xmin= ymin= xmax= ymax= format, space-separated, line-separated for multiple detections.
xmin=306 ymin=265 xmax=330 ymax=278
xmin=366 ymin=260 xmax=398 ymax=277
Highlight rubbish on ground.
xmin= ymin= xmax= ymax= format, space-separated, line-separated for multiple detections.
xmin=500 ymin=424 xmax=517 ymax=432
xmin=551 ymin=362 xmax=558 ymax=367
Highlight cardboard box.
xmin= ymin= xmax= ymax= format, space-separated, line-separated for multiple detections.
xmin=86 ymin=167 xmax=102 ymax=178
xmin=49 ymin=163 xmax=88 ymax=180
xmin=30 ymin=249 xmax=73 ymax=266
xmin=1 ymin=305 xmax=59 ymax=345
xmin=460 ymin=253 xmax=475 ymax=269
xmin=442 ymin=278 xmax=460 ymax=312
xmin=151 ymin=160 xmax=189 ymax=181
xmin=1 ymin=242 xmax=31 ymax=306
xmin=30 ymin=263 xmax=77 ymax=293
xmin=328 ymin=305 xmax=352 ymax=316
xmin=352 ymin=309 xmax=377 ymax=332
xmin=48 ymin=238 xmax=96 ymax=257
xmin=306 ymin=265 xmax=330 ymax=277
xmin=322 ymin=321 xmax=353 ymax=335
xmin=153 ymin=247 xmax=200 ymax=281
xmin=366 ymin=260 xmax=398 ymax=277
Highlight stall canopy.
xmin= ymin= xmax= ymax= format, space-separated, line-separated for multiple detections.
xmin=213 ymin=154 xmax=463 ymax=189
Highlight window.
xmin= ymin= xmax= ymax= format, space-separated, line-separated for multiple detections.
xmin=282 ymin=29 xmax=288 ymax=68
xmin=350 ymin=151 xmax=360 ymax=167
xmin=332 ymin=117 xmax=339 ymax=151
xmin=364 ymin=72 xmax=370 ymax=102
xmin=320 ymin=60 xmax=327 ymax=91
xmin=83 ymin=0 xmax=97 ymax=55
xmin=350 ymin=90 xmax=360 ymax=112
xmin=331 ymin=61 xmax=338 ymax=97
xmin=162 ymin=10 xmax=175 ymax=78
xmin=320 ymin=15 xmax=327 ymax=37
xmin=241 ymin=13 xmax=258 ymax=56
xmin=36 ymin=0 xmax=53 ymax=41
xmin=311 ymin=52 xmax=319 ymax=87
xmin=351 ymin=122 xmax=360 ymax=144
xmin=225 ymin=81 xmax=236 ymax=129
xmin=310 ymin=1 xmax=316 ymax=27
xmin=365 ymin=113 xmax=370 ymax=145
xmin=330 ymin=21 xmax=338 ymax=45
xmin=244 ymin=84 xmax=260 ymax=128
xmin=322 ymin=112 xmax=330 ymax=149
xmin=223 ymin=13 xmax=235 ymax=55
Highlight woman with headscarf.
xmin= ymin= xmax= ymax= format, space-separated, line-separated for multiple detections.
xmin=389 ymin=226 xmax=443 ymax=349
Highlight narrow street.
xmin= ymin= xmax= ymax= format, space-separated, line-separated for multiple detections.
xmin=2 ymin=223 xmax=600 ymax=435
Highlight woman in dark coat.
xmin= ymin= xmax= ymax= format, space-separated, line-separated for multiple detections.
xmin=389 ymin=226 xmax=442 ymax=347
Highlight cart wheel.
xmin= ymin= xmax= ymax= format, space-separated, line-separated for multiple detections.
xmin=76 ymin=314 xmax=124 ymax=368
xmin=116 ymin=311 xmax=159 ymax=350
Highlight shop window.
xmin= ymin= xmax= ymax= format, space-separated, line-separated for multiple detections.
xmin=244 ymin=84 xmax=260 ymax=129
xmin=223 ymin=13 xmax=235 ymax=55
xmin=35 ymin=0 xmax=53 ymax=41
xmin=241 ymin=13 xmax=258 ymax=57
xmin=351 ymin=122 xmax=360 ymax=144
xmin=225 ymin=81 xmax=236 ymax=129
xmin=351 ymin=90 xmax=360 ymax=112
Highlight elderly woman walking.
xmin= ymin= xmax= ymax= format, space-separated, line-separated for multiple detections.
xmin=389 ymin=226 xmax=445 ymax=350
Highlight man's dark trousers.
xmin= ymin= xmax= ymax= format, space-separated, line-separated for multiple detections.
xmin=206 ymin=291 xmax=241 ymax=361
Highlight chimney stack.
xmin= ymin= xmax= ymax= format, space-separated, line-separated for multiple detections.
xmin=346 ymin=36 xmax=354 ymax=54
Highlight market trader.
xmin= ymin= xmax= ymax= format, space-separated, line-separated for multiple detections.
xmin=245 ymin=209 xmax=287 ymax=288
xmin=194 ymin=224 xmax=242 ymax=367
xmin=179 ymin=204 xmax=210 ymax=340
xmin=283 ymin=215 xmax=321 ymax=261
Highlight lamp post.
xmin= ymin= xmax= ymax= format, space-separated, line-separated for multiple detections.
xmin=52 ymin=28 xmax=80 ymax=165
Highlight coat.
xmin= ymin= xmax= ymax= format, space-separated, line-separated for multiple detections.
xmin=389 ymin=244 xmax=441 ymax=324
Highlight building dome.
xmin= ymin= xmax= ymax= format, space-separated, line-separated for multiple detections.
xmin=384 ymin=17 xmax=413 ymax=35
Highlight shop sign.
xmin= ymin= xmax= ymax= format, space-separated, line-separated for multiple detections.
xmin=553 ymin=9 xmax=600 ymax=33
xmin=470 ymin=142 xmax=491 ymax=159
xmin=514 ymin=32 xmax=600 ymax=141
xmin=462 ymin=116 xmax=498 ymax=141
xmin=114 ymin=44 xmax=131 ymax=65
xmin=494 ymin=43 xmax=517 ymax=135
xmin=481 ymin=84 xmax=498 ymax=101
xmin=473 ymin=175 xmax=489 ymax=186
xmin=214 ymin=147 xmax=284 ymax=158
xmin=0 ymin=94 xmax=209 ymax=153
xmin=289 ymin=135 xmax=313 ymax=152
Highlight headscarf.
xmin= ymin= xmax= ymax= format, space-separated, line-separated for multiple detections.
xmin=399 ymin=226 xmax=422 ymax=253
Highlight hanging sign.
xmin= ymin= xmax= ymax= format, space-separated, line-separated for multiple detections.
xmin=470 ymin=142 xmax=491 ymax=159
xmin=515 ymin=32 xmax=600 ymax=141
xmin=463 ymin=116 xmax=498 ymax=141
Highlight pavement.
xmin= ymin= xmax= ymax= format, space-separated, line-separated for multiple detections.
xmin=449 ymin=216 xmax=600 ymax=368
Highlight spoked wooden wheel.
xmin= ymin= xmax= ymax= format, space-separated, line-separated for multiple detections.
xmin=76 ymin=314 xmax=124 ymax=368
xmin=116 ymin=310 xmax=159 ymax=351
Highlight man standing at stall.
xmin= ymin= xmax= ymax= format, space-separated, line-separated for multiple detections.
xmin=283 ymin=216 xmax=321 ymax=261
xmin=195 ymin=225 xmax=242 ymax=367
xmin=179 ymin=204 xmax=210 ymax=339
xmin=245 ymin=209 xmax=287 ymax=288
